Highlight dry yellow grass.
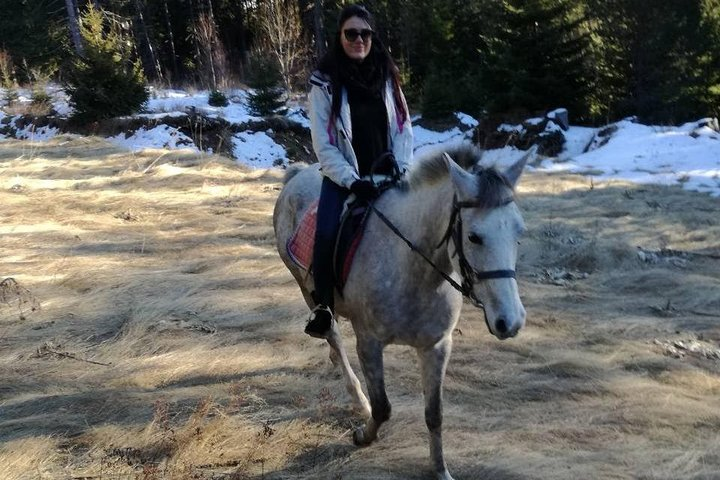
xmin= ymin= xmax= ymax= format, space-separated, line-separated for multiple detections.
xmin=1 ymin=136 xmax=719 ymax=479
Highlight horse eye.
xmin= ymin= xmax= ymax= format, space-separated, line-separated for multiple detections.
xmin=468 ymin=233 xmax=483 ymax=245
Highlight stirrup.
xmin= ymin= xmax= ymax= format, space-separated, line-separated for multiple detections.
xmin=305 ymin=305 xmax=334 ymax=339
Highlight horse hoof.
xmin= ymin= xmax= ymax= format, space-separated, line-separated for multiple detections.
xmin=352 ymin=428 xmax=373 ymax=447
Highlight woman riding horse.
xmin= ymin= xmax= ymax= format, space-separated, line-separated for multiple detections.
xmin=306 ymin=4 xmax=413 ymax=338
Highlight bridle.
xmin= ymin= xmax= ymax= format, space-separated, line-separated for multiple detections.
xmin=365 ymin=153 xmax=518 ymax=314
xmin=368 ymin=193 xmax=517 ymax=310
xmin=438 ymin=197 xmax=517 ymax=308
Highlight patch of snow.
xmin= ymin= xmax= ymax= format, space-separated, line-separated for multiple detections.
xmin=134 ymin=112 xmax=188 ymax=120
xmin=286 ymin=107 xmax=311 ymax=129
xmin=413 ymin=121 xmax=471 ymax=156
xmin=10 ymin=116 xmax=59 ymax=141
xmin=107 ymin=125 xmax=198 ymax=152
xmin=455 ymin=112 xmax=479 ymax=128
xmin=232 ymin=130 xmax=287 ymax=168
xmin=559 ymin=126 xmax=597 ymax=159
xmin=540 ymin=119 xmax=720 ymax=196
xmin=498 ymin=123 xmax=524 ymax=133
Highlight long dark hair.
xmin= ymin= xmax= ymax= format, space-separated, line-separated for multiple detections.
xmin=316 ymin=4 xmax=407 ymax=125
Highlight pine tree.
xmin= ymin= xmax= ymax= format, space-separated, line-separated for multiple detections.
xmin=63 ymin=5 xmax=148 ymax=124
xmin=0 ymin=0 xmax=67 ymax=82
xmin=482 ymin=0 xmax=595 ymax=121
xmin=587 ymin=0 xmax=720 ymax=123
xmin=246 ymin=54 xmax=286 ymax=116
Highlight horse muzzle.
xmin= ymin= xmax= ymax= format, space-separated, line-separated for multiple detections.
xmin=493 ymin=316 xmax=522 ymax=339
xmin=484 ymin=304 xmax=526 ymax=340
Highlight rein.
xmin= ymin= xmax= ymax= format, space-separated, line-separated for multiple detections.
xmin=367 ymin=194 xmax=517 ymax=309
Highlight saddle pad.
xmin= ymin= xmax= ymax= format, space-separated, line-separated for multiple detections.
xmin=335 ymin=204 xmax=370 ymax=290
xmin=286 ymin=200 xmax=319 ymax=271
xmin=286 ymin=200 xmax=370 ymax=293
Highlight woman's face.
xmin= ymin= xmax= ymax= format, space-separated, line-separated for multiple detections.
xmin=340 ymin=16 xmax=373 ymax=62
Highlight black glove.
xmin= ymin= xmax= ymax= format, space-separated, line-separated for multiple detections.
xmin=350 ymin=179 xmax=379 ymax=201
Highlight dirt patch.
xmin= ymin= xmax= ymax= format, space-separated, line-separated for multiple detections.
xmin=1 ymin=136 xmax=719 ymax=479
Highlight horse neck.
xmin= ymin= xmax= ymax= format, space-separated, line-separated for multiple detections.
xmin=400 ymin=178 xmax=456 ymax=251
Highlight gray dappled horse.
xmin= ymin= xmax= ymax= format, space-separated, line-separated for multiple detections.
xmin=273 ymin=145 xmax=531 ymax=480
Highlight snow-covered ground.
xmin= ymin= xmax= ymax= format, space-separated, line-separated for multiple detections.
xmin=2 ymin=86 xmax=719 ymax=196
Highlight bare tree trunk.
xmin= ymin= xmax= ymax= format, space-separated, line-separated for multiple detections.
xmin=297 ymin=0 xmax=324 ymax=61
xmin=194 ymin=13 xmax=228 ymax=89
xmin=258 ymin=0 xmax=309 ymax=91
xmin=237 ymin=0 xmax=249 ymax=72
xmin=162 ymin=0 xmax=179 ymax=78
xmin=133 ymin=0 xmax=163 ymax=81
xmin=190 ymin=0 xmax=204 ymax=84
xmin=313 ymin=0 xmax=325 ymax=59
xmin=65 ymin=0 xmax=84 ymax=55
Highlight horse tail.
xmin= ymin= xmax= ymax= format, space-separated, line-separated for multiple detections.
xmin=282 ymin=163 xmax=308 ymax=185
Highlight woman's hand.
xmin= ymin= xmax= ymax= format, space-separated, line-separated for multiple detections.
xmin=350 ymin=180 xmax=379 ymax=201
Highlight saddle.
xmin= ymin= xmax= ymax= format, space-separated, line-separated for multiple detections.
xmin=286 ymin=199 xmax=371 ymax=293
xmin=286 ymin=153 xmax=401 ymax=293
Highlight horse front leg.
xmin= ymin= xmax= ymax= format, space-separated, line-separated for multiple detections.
xmin=353 ymin=336 xmax=390 ymax=446
xmin=326 ymin=321 xmax=371 ymax=417
xmin=419 ymin=338 xmax=455 ymax=480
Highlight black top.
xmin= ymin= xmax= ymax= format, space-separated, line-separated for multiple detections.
xmin=347 ymin=84 xmax=389 ymax=177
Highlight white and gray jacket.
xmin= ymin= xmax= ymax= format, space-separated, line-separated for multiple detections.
xmin=308 ymin=70 xmax=413 ymax=189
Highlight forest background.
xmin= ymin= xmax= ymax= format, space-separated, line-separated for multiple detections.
xmin=1 ymin=0 xmax=720 ymax=126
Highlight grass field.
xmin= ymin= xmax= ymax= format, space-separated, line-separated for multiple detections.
xmin=1 ymin=136 xmax=719 ymax=480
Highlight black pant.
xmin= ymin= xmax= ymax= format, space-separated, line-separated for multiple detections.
xmin=313 ymin=177 xmax=350 ymax=311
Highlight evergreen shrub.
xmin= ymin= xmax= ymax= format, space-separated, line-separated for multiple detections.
xmin=3 ymin=88 xmax=18 ymax=107
xmin=30 ymin=87 xmax=53 ymax=116
xmin=63 ymin=5 xmax=148 ymax=124
xmin=247 ymin=54 xmax=286 ymax=116
xmin=208 ymin=89 xmax=229 ymax=107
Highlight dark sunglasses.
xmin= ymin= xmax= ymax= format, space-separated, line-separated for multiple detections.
xmin=343 ymin=28 xmax=373 ymax=42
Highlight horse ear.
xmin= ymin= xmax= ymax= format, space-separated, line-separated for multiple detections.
xmin=443 ymin=152 xmax=478 ymax=200
xmin=503 ymin=146 xmax=536 ymax=188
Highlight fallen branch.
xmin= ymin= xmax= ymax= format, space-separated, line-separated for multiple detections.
xmin=34 ymin=343 xmax=112 ymax=366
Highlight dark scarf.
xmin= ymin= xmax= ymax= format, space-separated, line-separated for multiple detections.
xmin=339 ymin=53 xmax=385 ymax=100
xmin=339 ymin=54 xmax=389 ymax=177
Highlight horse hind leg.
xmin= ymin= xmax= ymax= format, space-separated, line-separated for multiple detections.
xmin=419 ymin=339 xmax=456 ymax=480
xmin=326 ymin=320 xmax=371 ymax=418
xmin=353 ymin=336 xmax=390 ymax=446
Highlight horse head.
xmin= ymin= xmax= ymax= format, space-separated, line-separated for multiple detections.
xmin=443 ymin=149 xmax=531 ymax=340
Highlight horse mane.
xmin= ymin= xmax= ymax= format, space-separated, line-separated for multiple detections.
xmin=407 ymin=144 xmax=515 ymax=208
xmin=282 ymin=163 xmax=307 ymax=185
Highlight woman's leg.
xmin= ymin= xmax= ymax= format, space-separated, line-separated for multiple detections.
xmin=307 ymin=177 xmax=349 ymax=336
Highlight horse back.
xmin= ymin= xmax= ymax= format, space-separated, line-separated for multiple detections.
xmin=273 ymin=163 xmax=323 ymax=264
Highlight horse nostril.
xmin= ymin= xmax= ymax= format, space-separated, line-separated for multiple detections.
xmin=495 ymin=318 xmax=508 ymax=334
